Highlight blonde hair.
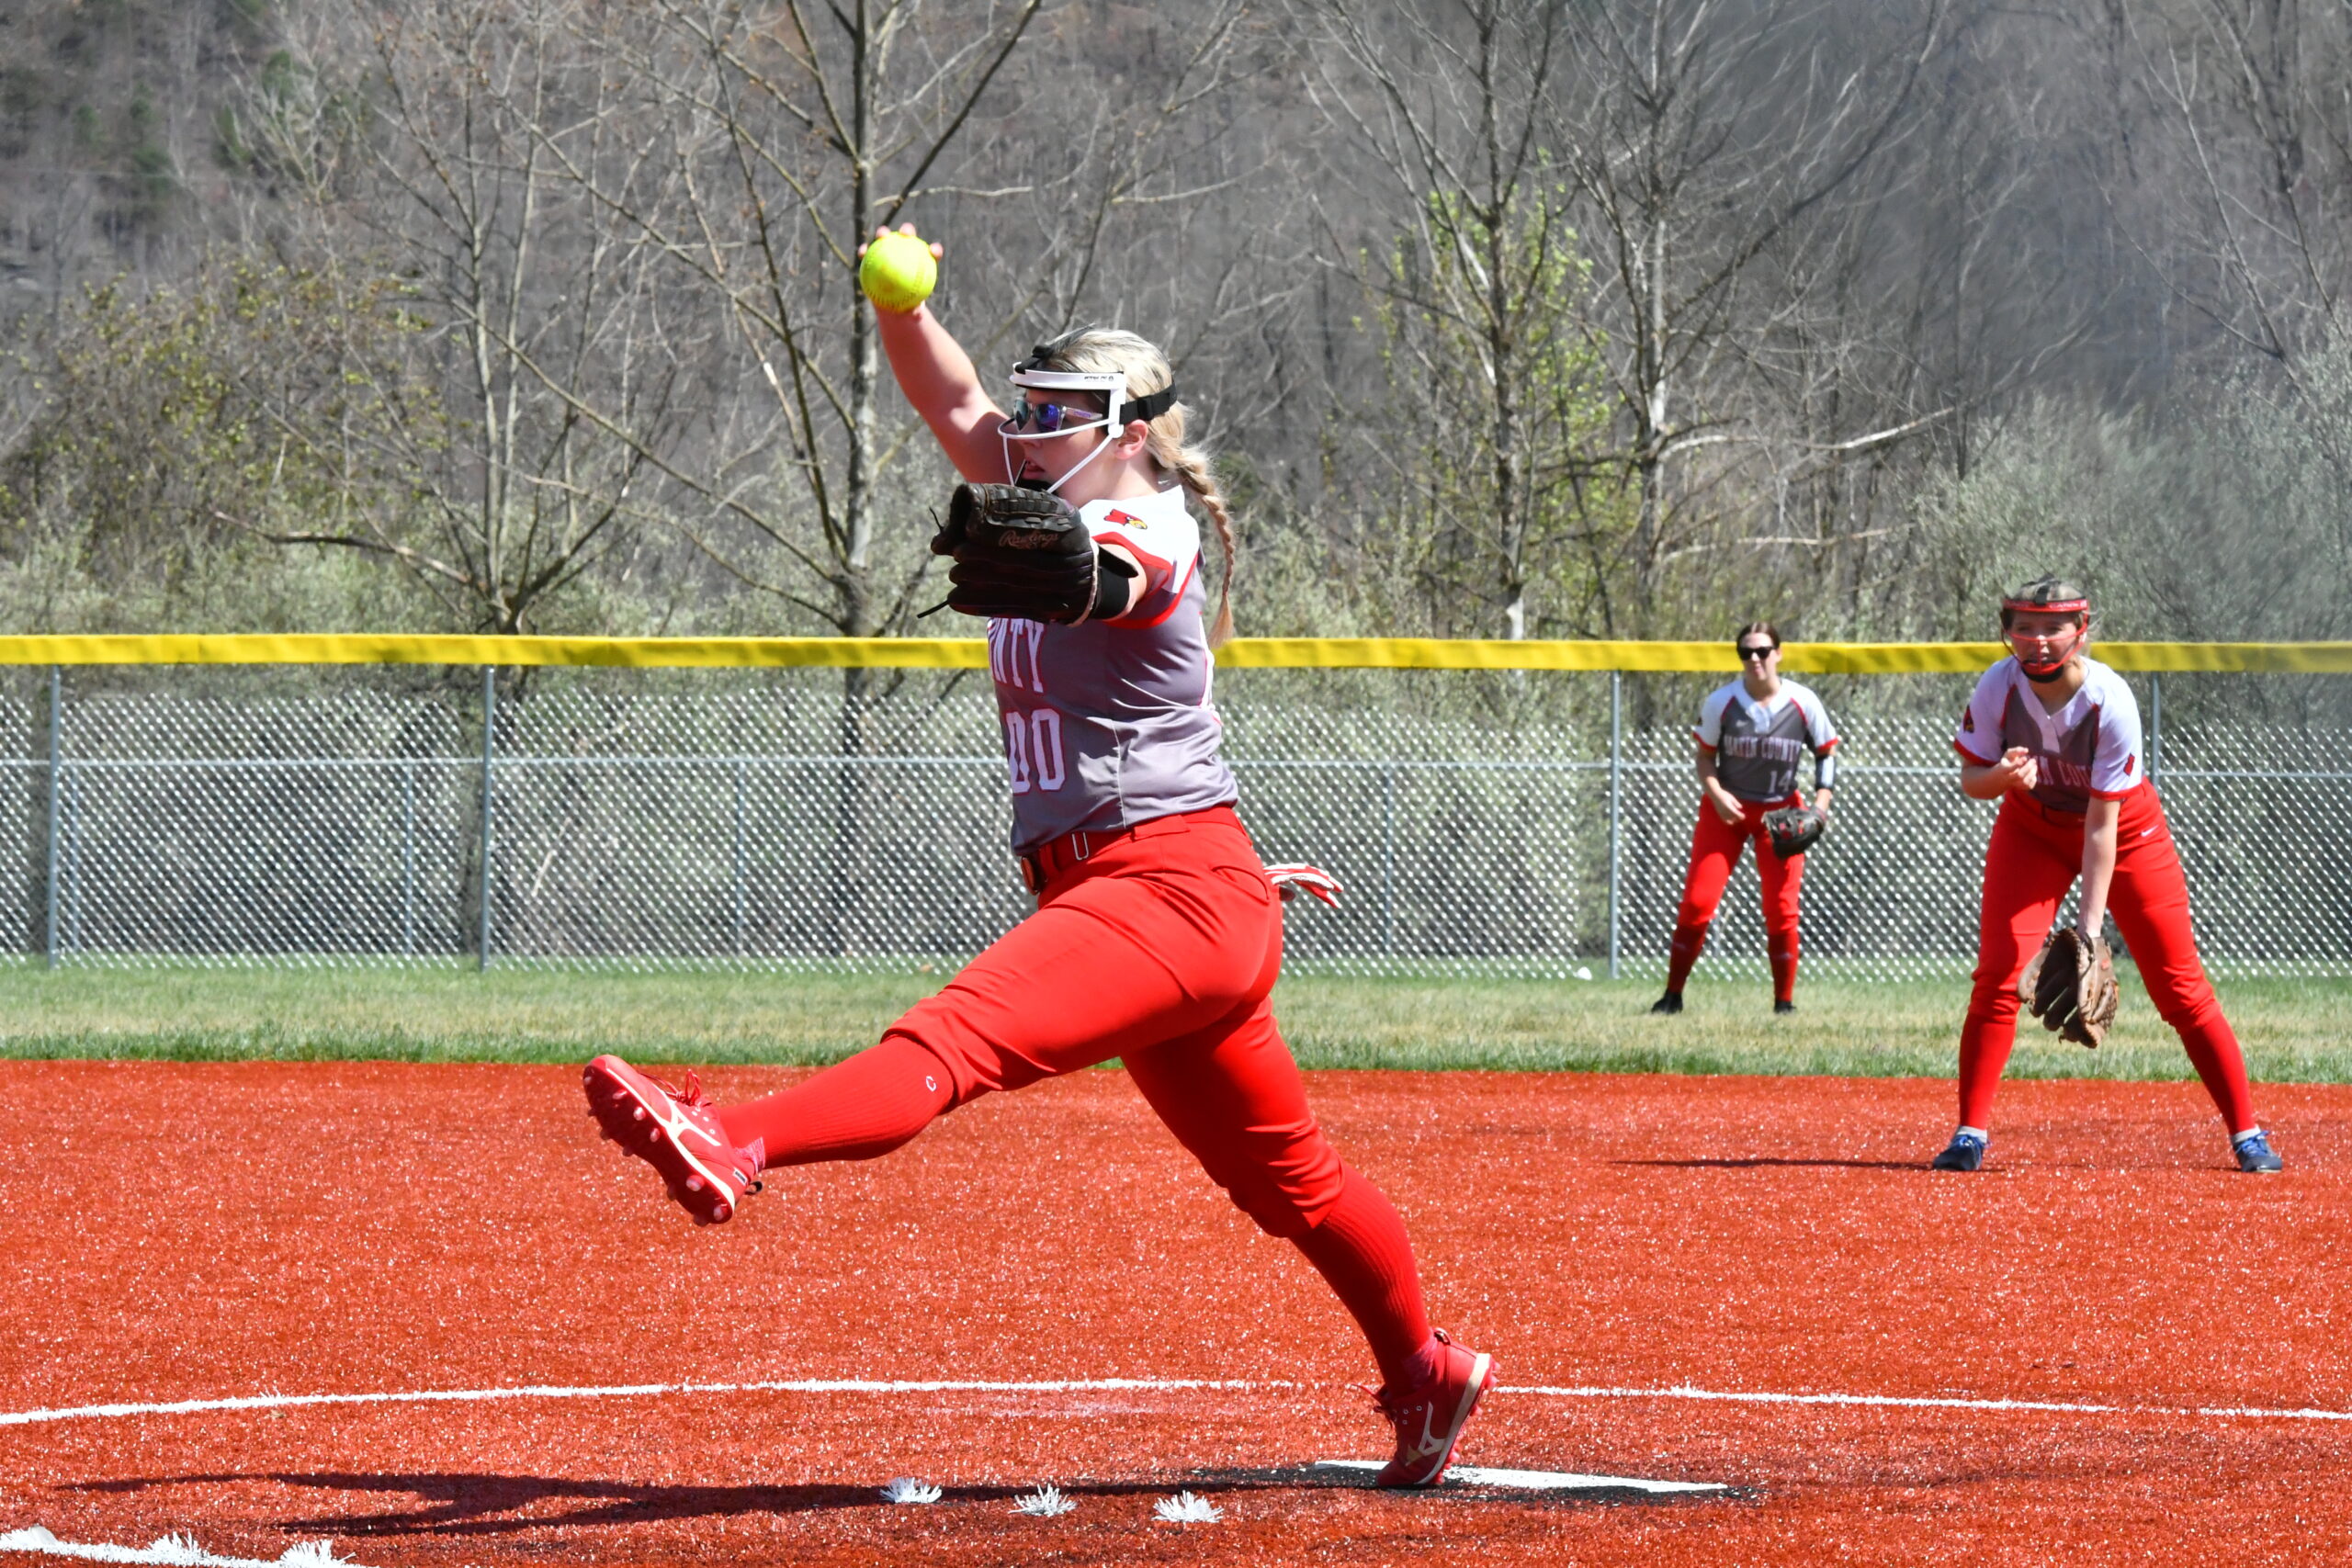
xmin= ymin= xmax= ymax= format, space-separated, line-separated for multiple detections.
xmin=1029 ymin=327 xmax=1235 ymax=644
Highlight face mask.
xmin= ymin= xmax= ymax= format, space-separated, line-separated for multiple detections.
xmin=2007 ymin=623 xmax=2086 ymax=682
xmin=1000 ymin=406 xmax=1119 ymax=496
xmin=1000 ymin=353 xmax=1178 ymax=494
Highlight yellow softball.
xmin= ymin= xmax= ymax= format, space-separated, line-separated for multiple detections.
xmin=859 ymin=230 xmax=938 ymax=314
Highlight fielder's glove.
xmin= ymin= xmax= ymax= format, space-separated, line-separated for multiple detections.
xmin=2018 ymin=926 xmax=2119 ymax=1049
xmin=1761 ymin=804 xmax=1827 ymax=859
xmin=1264 ymin=863 xmax=1342 ymax=908
xmin=928 ymin=483 xmax=1136 ymax=624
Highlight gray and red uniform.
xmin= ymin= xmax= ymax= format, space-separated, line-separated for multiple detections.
xmin=985 ymin=486 xmax=1237 ymax=851
xmin=1950 ymin=656 xmax=2257 ymax=1133
xmin=715 ymin=483 xmax=1436 ymax=1384
xmin=1665 ymin=679 xmax=1838 ymax=1002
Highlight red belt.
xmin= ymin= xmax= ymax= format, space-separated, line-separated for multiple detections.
xmin=1018 ymin=804 xmax=1242 ymax=894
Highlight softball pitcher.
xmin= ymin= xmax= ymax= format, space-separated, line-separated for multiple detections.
xmin=1932 ymin=577 xmax=2280 ymax=1173
xmin=1652 ymin=623 xmax=1838 ymax=1015
xmin=579 ymin=229 xmax=1493 ymax=1485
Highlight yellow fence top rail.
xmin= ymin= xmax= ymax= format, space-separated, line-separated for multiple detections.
xmin=0 ymin=633 xmax=2345 ymax=673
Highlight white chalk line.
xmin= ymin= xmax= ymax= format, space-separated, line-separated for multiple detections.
xmin=1509 ymin=1382 xmax=2352 ymax=1423
xmin=0 ymin=1527 xmax=369 ymax=1567
xmin=2 ymin=1376 xmax=2346 ymax=1435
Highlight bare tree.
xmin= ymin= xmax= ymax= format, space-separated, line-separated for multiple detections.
xmin=521 ymin=0 xmax=1268 ymax=654
xmin=2106 ymin=0 xmax=2352 ymax=377
xmin=1552 ymin=0 xmax=1947 ymax=615
xmin=232 ymin=0 xmax=690 ymax=635
xmin=1302 ymin=0 xmax=1621 ymax=640
xmin=548 ymin=0 xmax=1048 ymax=649
xmin=1298 ymin=0 xmax=1954 ymax=639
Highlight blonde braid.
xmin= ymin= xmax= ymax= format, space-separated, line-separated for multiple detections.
xmin=1157 ymin=441 xmax=1237 ymax=646
xmin=1030 ymin=327 xmax=1237 ymax=645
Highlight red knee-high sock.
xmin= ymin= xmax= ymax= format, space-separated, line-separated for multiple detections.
xmin=717 ymin=1035 xmax=956 ymax=1168
xmin=1666 ymin=921 xmax=1710 ymax=993
xmin=1290 ymin=1166 xmax=1434 ymax=1388
xmin=1769 ymin=931 xmax=1799 ymax=1004
xmin=2177 ymin=1014 xmax=2259 ymax=1134
xmin=1956 ymin=1011 xmax=2015 ymax=1130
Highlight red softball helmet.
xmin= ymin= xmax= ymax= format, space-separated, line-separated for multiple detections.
xmin=1998 ymin=576 xmax=2091 ymax=682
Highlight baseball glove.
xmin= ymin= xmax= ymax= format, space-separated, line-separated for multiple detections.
xmin=1264 ymin=862 xmax=1342 ymax=908
xmin=1761 ymin=804 xmax=1827 ymax=858
xmin=2018 ymin=926 xmax=2119 ymax=1048
xmin=928 ymin=483 xmax=1136 ymax=624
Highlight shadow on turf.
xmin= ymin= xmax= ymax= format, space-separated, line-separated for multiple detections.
xmin=71 ymin=1464 xmax=1724 ymax=1531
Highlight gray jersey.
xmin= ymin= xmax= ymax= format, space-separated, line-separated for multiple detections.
xmin=1953 ymin=655 xmax=2144 ymax=815
xmin=986 ymin=484 xmax=1238 ymax=851
xmin=1694 ymin=679 xmax=1838 ymax=803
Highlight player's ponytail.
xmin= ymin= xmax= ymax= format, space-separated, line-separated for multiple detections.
xmin=1025 ymin=327 xmax=1235 ymax=646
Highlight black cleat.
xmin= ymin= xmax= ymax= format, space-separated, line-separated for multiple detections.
xmin=1650 ymin=990 xmax=1683 ymax=1015
xmin=1772 ymin=998 xmax=1795 ymax=1015
xmin=1930 ymin=1132 xmax=1986 ymax=1171
xmin=2233 ymin=1132 xmax=2284 ymax=1173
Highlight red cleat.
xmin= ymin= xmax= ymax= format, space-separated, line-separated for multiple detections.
xmin=1372 ymin=1329 xmax=1493 ymax=1487
xmin=582 ymin=1055 xmax=765 ymax=1225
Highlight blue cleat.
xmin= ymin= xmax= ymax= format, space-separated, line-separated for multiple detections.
xmin=2233 ymin=1132 xmax=2284 ymax=1174
xmin=1930 ymin=1131 xmax=1986 ymax=1171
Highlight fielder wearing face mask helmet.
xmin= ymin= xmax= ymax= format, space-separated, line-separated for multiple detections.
xmin=1932 ymin=575 xmax=2281 ymax=1175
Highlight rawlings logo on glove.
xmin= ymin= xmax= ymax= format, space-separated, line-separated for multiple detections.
xmin=926 ymin=483 xmax=1136 ymax=625
xmin=2018 ymin=925 xmax=2120 ymax=1048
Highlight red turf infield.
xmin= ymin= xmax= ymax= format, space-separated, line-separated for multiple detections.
xmin=0 ymin=1061 xmax=2344 ymax=1565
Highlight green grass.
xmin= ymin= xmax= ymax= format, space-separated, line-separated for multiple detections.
xmin=1272 ymin=972 xmax=2352 ymax=1081
xmin=0 ymin=962 xmax=2347 ymax=1080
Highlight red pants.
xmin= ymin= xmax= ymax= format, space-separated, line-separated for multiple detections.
xmin=882 ymin=806 xmax=1345 ymax=1235
xmin=716 ymin=805 xmax=1435 ymax=1382
xmin=1666 ymin=795 xmax=1804 ymax=1000
xmin=1958 ymin=784 xmax=2257 ymax=1134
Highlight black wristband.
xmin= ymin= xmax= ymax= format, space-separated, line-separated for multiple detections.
xmin=1086 ymin=547 xmax=1139 ymax=623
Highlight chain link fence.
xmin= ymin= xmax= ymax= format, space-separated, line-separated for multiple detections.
xmin=6 ymin=664 xmax=2347 ymax=978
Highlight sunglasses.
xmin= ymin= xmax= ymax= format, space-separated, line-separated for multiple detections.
xmin=1001 ymin=400 xmax=1105 ymax=435
xmin=1736 ymin=645 xmax=1777 ymax=661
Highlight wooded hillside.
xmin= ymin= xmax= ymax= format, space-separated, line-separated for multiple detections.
xmin=5 ymin=0 xmax=2350 ymax=650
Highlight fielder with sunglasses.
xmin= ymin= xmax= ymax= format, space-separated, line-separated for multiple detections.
xmin=577 ymin=226 xmax=1494 ymax=1485
xmin=1652 ymin=622 xmax=1839 ymax=1016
